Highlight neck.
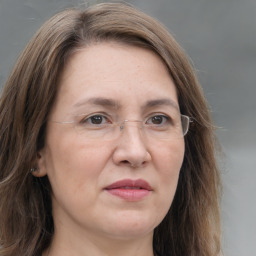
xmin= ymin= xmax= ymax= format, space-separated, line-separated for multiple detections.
xmin=45 ymin=228 xmax=155 ymax=256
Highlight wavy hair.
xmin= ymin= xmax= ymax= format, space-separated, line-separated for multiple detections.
xmin=0 ymin=2 xmax=221 ymax=256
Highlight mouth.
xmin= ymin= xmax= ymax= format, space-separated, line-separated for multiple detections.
xmin=104 ymin=179 xmax=153 ymax=201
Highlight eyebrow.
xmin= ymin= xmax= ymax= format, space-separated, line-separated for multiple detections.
xmin=142 ymin=98 xmax=179 ymax=110
xmin=73 ymin=97 xmax=120 ymax=109
xmin=73 ymin=97 xmax=179 ymax=110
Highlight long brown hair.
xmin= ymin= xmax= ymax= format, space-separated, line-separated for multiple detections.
xmin=0 ymin=2 xmax=221 ymax=256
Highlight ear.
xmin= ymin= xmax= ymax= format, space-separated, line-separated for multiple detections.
xmin=31 ymin=150 xmax=48 ymax=177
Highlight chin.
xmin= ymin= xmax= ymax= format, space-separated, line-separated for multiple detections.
xmin=102 ymin=211 xmax=159 ymax=239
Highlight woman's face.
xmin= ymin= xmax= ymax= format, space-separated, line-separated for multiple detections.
xmin=37 ymin=42 xmax=185 ymax=241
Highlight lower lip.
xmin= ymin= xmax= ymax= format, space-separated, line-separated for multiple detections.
xmin=105 ymin=188 xmax=151 ymax=201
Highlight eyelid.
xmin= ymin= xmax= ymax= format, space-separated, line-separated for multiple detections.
xmin=76 ymin=112 xmax=113 ymax=122
xmin=145 ymin=112 xmax=172 ymax=120
xmin=74 ymin=111 xmax=176 ymax=125
xmin=146 ymin=114 xmax=171 ymax=125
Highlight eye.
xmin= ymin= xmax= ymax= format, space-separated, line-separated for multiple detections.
xmin=146 ymin=115 xmax=171 ymax=126
xmin=89 ymin=115 xmax=106 ymax=125
xmin=80 ymin=114 xmax=111 ymax=126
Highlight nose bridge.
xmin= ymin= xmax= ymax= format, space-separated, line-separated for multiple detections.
xmin=113 ymin=119 xmax=151 ymax=167
xmin=120 ymin=120 xmax=143 ymax=131
xmin=118 ymin=120 xmax=145 ymax=143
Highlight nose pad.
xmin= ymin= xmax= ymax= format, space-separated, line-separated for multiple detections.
xmin=118 ymin=120 xmax=147 ymax=144
xmin=119 ymin=120 xmax=143 ymax=131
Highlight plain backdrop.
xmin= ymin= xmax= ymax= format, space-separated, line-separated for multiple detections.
xmin=0 ymin=0 xmax=255 ymax=255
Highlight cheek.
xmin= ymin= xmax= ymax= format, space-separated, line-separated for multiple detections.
xmin=148 ymin=141 xmax=184 ymax=227
xmin=156 ymin=139 xmax=185 ymax=173
xmin=155 ymin=140 xmax=184 ymax=196
xmin=45 ymin=140 xmax=104 ymax=212
xmin=46 ymin=136 xmax=111 ymax=191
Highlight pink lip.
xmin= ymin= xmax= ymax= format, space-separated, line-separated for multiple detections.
xmin=104 ymin=179 xmax=153 ymax=201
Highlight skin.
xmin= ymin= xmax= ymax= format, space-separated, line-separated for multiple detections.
xmin=36 ymin=42 xmax=185 ymax=256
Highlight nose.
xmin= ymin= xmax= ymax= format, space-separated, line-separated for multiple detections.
xmin=112 ymin=122 xmax=151 ymax=168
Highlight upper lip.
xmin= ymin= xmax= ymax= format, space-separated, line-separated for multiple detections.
xmin=105 ymin=179 xmax=153 ymax=191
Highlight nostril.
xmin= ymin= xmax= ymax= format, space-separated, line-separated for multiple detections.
xmin=120 ymin=160 xmax=147 ymax=168
xmin=112 ymin=133 xmax=152 ymax=168
xmin=121 ymin=160 xmax=130 ymax=165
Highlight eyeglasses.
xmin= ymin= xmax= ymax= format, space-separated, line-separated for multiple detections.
xmin=52 ymin=113 xmax=192 ymax=141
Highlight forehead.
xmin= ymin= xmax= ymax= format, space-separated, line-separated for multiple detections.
xmin=53 ymin=42 xmax=178 ymax=116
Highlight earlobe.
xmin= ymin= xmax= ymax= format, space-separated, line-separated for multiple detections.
xmin=31 ymin=150 xmax=48 ymax=177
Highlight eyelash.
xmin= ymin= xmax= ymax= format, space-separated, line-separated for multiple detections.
xmin=147 ymin=114 xmax=172 ymax=124
xmin=78 ymin=113 xmax=173 ymax=126
xmin=79 ymin=113 xmax=111 ymax=125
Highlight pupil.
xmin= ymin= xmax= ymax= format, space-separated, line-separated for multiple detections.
xmin=152 ymin=116 xmax=162 ymax=124
xmin=91 ymin=116 xmax=103 ymax=124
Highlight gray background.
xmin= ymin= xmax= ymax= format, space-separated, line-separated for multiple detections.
xmin=0 ymin=0 xmax=255 ymax=255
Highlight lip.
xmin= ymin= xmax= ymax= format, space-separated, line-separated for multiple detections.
xmin=104 ymin=179 xmax=153 ymax=201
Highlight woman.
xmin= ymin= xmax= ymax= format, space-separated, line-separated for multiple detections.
xmin=0 ymin=2 xmax=221 ymax=256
